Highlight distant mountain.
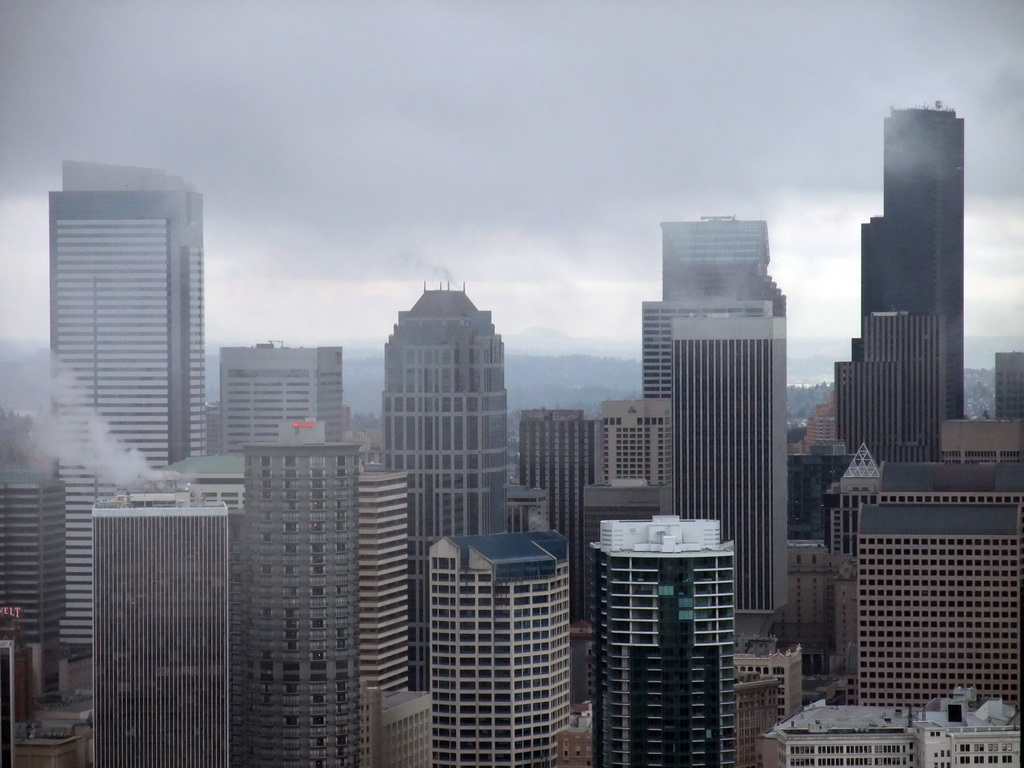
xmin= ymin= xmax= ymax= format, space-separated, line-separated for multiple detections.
xmin=4 ymin=333 xmax=1020 ymax=418
xmin=503 ymin=328 xmax=640 ymax=359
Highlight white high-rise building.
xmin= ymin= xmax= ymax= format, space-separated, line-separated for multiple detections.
xmin=357 ymin=465 xmax=410 ymax=693
xmin=429 ymin=530 xmax=571 ymax=768
xmin=50 ymin=160 xmax=205 ymax=646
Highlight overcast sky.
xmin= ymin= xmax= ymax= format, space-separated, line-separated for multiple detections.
xmin=1 ymin=1 xmax=1022 ymax=354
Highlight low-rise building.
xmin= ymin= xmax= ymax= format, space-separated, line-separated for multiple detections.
xmin=162 ymin=454 xmax=245 ymax=511
xmin=940 ymin=419 xmax=1024 ymax=464
xmin=758 ymin=688 xmax=1019 ymax=768
xmin=555 ymin=702 xmax=593 ymax=768
xmin=362 ymin=687 xmax=431 ymax=768
xmin=735 ymin=672 xmax=781 ymax=768
xmin=734 ymin=640 xmax=802 ymax=722
xmin=772 ymin=542 xmax=857 ymax=676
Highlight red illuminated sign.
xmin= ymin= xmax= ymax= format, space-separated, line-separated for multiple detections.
xmin=0 ymin=606 xmax=21 ymax=619
xmin=292 ymin=422 xmax=315 ymax=428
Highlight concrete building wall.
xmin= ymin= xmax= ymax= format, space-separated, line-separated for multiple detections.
xmin=857 ymin=505 xmax=1020 ymax=707
xmin=220 ymin=344 xmax=344 ymax=453
xmin=600 ymin=399 xmax=671 ymax=485
xmin=734 ymin=645 xmax=803 ymax=723
xmin=519 ymin=409 xmax=598 ymax=622
xmin=771 ymin=542 xmax=857 ymax=676
xmin=940 ymin=419 xmax=1024 ymax=464
xmin=362 ymin=687 xmax=431 ymax=768
xmin=232 ymin=439 xmax=362 ymax=768
xmin=734 ymin=674 xmax=780 ymax=768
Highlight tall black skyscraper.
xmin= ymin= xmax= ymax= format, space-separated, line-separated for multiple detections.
xmin=859 ymin=106 xmax=964 ymax=418
xmin=838 ymin=107 xmax=965 ymax=463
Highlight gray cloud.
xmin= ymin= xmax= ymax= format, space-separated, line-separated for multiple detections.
xmin=1 ymin=1 xmax=1022 ymax=342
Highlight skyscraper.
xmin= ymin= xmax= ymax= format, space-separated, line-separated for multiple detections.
xmin=600 ymin=399 xmax=671 ymax=485
xmin=836 ymin=313 xmax=948 ymax=462
xmin=382 ymin=287 xmax=507 ymax=689
xmin=643 ymin=217 xmax=785 ymax=400
xmin=786 ymin=444 xmax=853 ymax=541
xmin=0 ymin=639 xmax=14 ymax=768
xmin=518 ymin=408 xmax=598 ymax=621
xmin=92 ymin=487 xmax=228 ymax=768
xmin=220 ymin=343 xmax=345 ymax=453
xmin=643 ymin=218 xmax=788 ymax=624
xmin=357 ymin=465 xmax=410 ymax=693
xmin=994 ymin=351 xmax=1024 ymax=419
xmin=231 ymin=424 xmax=361 ymax=768
xmin=672 ymin=310 xmax=788 ymax=621
xmin=593 ymin=516 xmax=735 ymax=768
xmin=838 ymin=107 xmax=965 ymax=462
xmin=857 ymin=504 xmax=1020 ymax=707
xmin=357 ymin=467 xmax=433 ymax=768
xmin=661 ymin=218 xmax=786 ymax=312
xmin=430 ymin=531 xmax=570 ymax=767
xmin=860 ymin=107 xmax=964 ymax=419
xmin=50 ymin=160 xmax=205 ymax=646
xmin=0 ymin=468 xmax=64 ymax=690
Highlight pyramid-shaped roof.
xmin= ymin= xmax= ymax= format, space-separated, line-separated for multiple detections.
xmin=407 ymin=288 xmax=478 ymax=318
xmin=844 ymin=443 xmax=879 ymax=478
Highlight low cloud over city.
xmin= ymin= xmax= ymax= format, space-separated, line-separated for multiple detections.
xmin=1 ymin=1 xmax=1022 ymax=348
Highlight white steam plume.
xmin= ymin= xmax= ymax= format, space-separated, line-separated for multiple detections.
xmin=30 ymin=356 xmax=164 ymax=486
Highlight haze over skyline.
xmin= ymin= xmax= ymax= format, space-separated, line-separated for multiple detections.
xmin=1 ymin=2 xmax=1022 ymax=351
